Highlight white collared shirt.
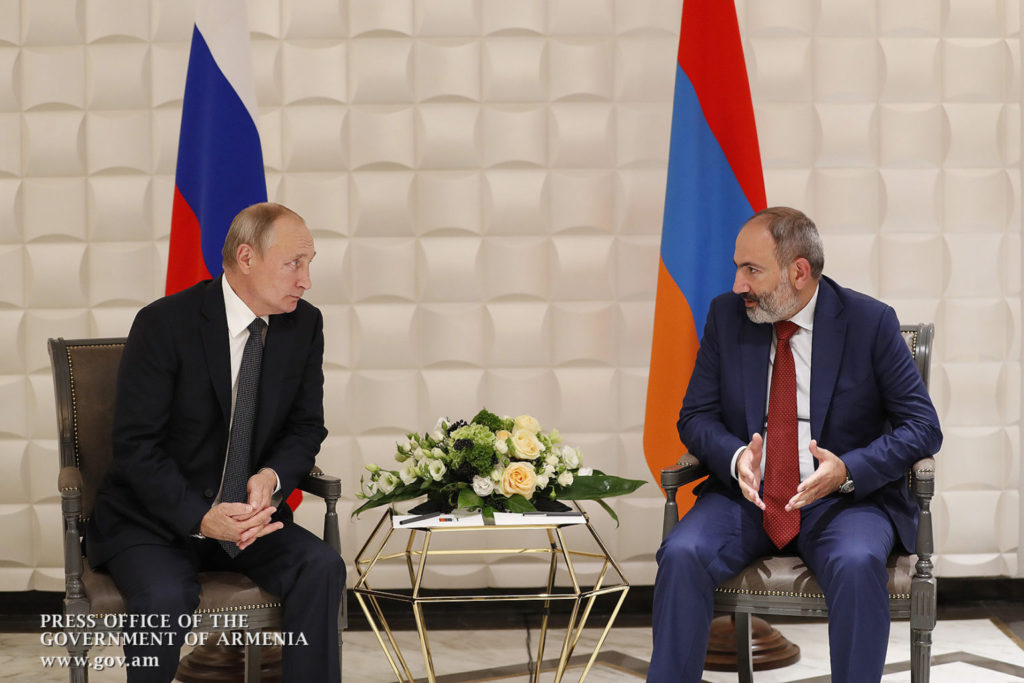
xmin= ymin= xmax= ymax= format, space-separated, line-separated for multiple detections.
xmin=731 ymin=284 xmax=819 ymax=482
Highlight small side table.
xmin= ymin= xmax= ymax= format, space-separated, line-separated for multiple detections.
xmin=352 ymin=505 xmax=630 ymax=683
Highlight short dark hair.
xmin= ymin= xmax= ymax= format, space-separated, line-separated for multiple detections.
xmin=222 ymin=202 xmax=304 ymax=268
xmin=749 ymin=206 xmax=824 ymax=279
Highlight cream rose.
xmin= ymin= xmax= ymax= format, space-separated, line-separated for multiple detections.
xmin=501 ymin=462 xmax=538 ymax=499
xmin=513 ymin=415 xmax=542 ymax=434
xmin=511 ymin=429 xmax=544 ymax=460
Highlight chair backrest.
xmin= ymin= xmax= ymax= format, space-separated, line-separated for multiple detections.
xmin=898 ymin=323 xmax=934 ymax=389
xmin=49 ymin=337 xmax=127 ymax=520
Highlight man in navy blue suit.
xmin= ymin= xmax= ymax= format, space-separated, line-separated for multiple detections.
xmin=89 ymin=203 xmax=345 ymax=682
xmin=648 ymin=207 xmax=941 ymax=683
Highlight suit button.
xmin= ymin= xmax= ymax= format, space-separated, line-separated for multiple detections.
xmin=203 ymin=488 xmax=215 ymax=499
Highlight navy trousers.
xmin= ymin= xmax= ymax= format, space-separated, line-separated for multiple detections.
xmin=648 ymin=490 xmax=895 ymax=683
xmin=104 ymin=521 xmax=346 ymax=683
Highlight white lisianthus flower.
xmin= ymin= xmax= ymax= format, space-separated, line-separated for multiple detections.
xmin=513 ymin=415 xmax=542 ymax=434
xmin=397 ymin=439 xmax=413 ymax=454
xmin=399 ymin=461 xmax=419 ymax=485
xmin=434 ymin=416 xmax=451 ymax=433
xmin=431 ymin=430 xmax=444 ymax=442
xmin=557 ymin=471 xmax=574 ymax=487
xmin=561 ymin=447 xmax=581 ymax=469
xmin=535 ymin=474 xmax=549 ymax=490
xmin=365 ymin=463 xmax=381 ymax=473
xmin=429 ymin=447 xmax=443 ymax=458
xmin=490 ymin=466 xmax=504 ymax=483
xmin=427 ymin=459 xmax=447 ymax=481
xmin=577 ymin=467 xmax=593 ymax=476
xmin=378 ymin=471 xmax=399 ymax=494
xmin=542 ymin=465 xmax=555 ymax=478
xmin=548 ymin=428 xmax=562 ymax=444
xmin=365 ymin=481 xmax=378 ymax=495
xmin=472 ymin=475 xmax=494 ymax=497
xmin=544 ymin=453 xmax=559 ymax=467
xmin=495 ymin=439 xmax=508 ymax=455
xmin=512 ymin=430 xmax=544 ymax=460
xmin=411 ymin=447 xmax=424 ymax=460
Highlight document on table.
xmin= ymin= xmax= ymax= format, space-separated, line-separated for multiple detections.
xmin=392 ymin=511 xmax=586 ymax=528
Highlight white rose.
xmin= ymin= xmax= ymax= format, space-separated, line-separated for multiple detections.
xmin=513 ymin=415 xmax=542 ymax=434
xmin=495 ymin=439 xmax=508 ymax=455
xmin=399 ymin=461 xmax=420 ymax=485
xmin=544 ymin=453 xmax=559 ymax=467
xmin=512 ymin=430 xmax=544 ymax=460
xmin=542 ymin=465 xmax=555 ymax=478
xmin=490 ymin=466 xmax=504 ymax=482
xmin=378 ymin=472 xmax=399 ymax=494
xmin=472 ymin=475 xmax=494 ymax=497
xmin=427 ymin=459 xmax=447 ymax=481
xmin=561 ymin=447 xmax=581 ymax=469
xmin=577 ymin=467 xmax=593 ymax=476
xmin=535 ymin=474 xmax=549 ymax=490
xmin=557 ymin=471 xmax=573 ymax=487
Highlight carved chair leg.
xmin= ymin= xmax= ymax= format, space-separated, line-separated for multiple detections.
xmin=735 ymin=612 xmax=754 ymax=683
xmin=244 ymin=639 xmax=262 ymax=682
xmin=911 ymin=627 xmax=932 ymax=683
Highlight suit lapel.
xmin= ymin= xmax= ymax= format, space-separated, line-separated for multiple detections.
xmin=810 ymin=278 xmax=846 ymax=441
xmin=253 ymin=311 xmax=294 ymax=461
xmin=200 ymin=277 xmax=232 ymax=426
xmin=740 ymin=317 xmax=772 ymax=440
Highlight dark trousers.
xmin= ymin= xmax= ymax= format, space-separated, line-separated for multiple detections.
xmin=104 ymin=522 xmax=345 ymax=683
xmin=648 ymin=490 xmax=895 ymax=683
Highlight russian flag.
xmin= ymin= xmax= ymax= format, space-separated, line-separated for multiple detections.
xmin=643 ymin=0 xmax=766 ymax=510
xmin=166 ymin=3 xmax=304 ymax=510
xmin=166 ymin=0 xmax=267 ymax=296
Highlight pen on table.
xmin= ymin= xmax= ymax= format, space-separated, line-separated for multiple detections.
xmin=399 ymin=512 xmax=440 ymax=525
xmin=521 ymin=511 xmax=582 ymax=516
xmin=437 ymin=516 xmax=456 ymax=522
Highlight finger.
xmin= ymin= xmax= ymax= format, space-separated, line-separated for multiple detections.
xmin=238 ymin=522 xmax=283 ymax=549
xmin=220 ymin=502 xmax=254 ymax=516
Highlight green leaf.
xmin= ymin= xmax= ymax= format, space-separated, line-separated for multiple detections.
xmin=504 ymin=494 xmax=538 ymax=513
xmin=482 ymin=506 xmax=496 ymax=524
xmin=458 ymin=489 xmax=485 ymax=510
xmin=350 ymin=482 xmax=426 ymax=517
xmin=555 ymin=473 xmax=646 ymax=500
xmin=593 ymin=498 xmax=620 ymax=526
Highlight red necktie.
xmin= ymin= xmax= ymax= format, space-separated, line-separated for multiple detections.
xmin=763 ymin=320 xmax=800 ymax=549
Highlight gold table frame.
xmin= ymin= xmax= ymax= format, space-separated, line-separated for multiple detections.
xmin=352 ymin=505 xmax=630 ymax=682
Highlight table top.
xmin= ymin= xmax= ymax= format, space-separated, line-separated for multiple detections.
xmin=391 ymin=510 xmax=588 ymax=529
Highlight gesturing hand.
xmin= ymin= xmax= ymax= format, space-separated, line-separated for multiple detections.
xmin=786 ymin=440 xmax=847 ymax=511
xmin=736 ymin=433 xmax=766 ymax=510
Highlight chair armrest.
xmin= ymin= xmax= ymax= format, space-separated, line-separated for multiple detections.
xmin=299 ymin=466 xmax=341 ymax=501
xmin=661 ymin=452 xmax=709 ymax=489
xmin=909 ymin=456 xmax=935 ymax=501
xmin=298 ymin=466 xmax=342 ymax=555
xmin=660 ymin=453 xmax=709 ymax=541
xmin=59 ymin=465 xmax=83 ymax=495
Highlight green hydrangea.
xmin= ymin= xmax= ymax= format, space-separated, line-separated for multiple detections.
xmin=450 ymin=423 xmax=497 ymax=476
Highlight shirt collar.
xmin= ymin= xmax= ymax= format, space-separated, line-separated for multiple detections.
xmin=787 ymin=280 xmax=819 ymax=332
xmin=222 ymin=275 xmax=269 ymax=338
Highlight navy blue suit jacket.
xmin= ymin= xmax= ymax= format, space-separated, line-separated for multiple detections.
xmin=677 ymin=276 xmax=941 ymax=552
xmin=87 ymin=277 xmax=328 ymax=567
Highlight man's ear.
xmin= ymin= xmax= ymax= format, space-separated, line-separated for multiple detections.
xmin=791 ymin=257 xmax=812 ymax=289
xmin=235 ymin=244 xmax=254 ymax=273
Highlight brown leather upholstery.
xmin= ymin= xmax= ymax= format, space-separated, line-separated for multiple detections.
xmin=715 ymin=553 xmax=914 ymax=600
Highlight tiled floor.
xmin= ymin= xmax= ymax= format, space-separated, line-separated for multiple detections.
xmin=2 ymin=616 xmax=1023 ymax=681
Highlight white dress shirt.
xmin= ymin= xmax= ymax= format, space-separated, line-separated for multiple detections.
xmin=732 ymin=284 xmax=819 ymax=482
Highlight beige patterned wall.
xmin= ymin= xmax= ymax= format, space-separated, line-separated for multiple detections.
xmin=1 ymin=0 xmax=1019 ymax=591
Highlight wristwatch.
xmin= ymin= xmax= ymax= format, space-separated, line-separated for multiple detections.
xmin=838 ymin=467 xmax=855 ymax=494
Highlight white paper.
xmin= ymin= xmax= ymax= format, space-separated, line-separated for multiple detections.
xmin=392 ymin=511 xmax=586 ymax=529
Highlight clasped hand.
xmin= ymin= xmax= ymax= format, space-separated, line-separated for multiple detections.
xmin=736 ymin=435 xmax=847 ymax=511
xmin=199 ymin=469 xmax=283 ymax=551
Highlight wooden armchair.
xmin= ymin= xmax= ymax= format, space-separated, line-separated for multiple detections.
xmin=49 ymin=337 xmax=346 ymax=683
xmin=661 ymin=323 xmax=937 ymax=683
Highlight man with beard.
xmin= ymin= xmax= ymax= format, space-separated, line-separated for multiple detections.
xmin=647 ymin=207 xmax=941 ymax=683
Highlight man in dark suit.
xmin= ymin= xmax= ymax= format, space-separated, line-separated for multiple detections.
xmin=88 ymin=202 xmax=345 ymax=682
xmin=648 ymin=207 xmax=941 ymax=683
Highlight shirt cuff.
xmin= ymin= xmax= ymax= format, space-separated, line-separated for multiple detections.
xmin=730 ymin=446 xmax=746 ymax=480
xmin=259 ymin=467 xmax=281 ymax=493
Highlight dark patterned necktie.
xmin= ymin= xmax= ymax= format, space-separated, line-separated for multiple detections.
xmin=762 ymin=320 xmax=800 ymax=549
xmin=219 ymin=317 xmax=267 ymax=557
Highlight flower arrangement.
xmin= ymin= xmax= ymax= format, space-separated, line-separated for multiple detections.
xmin=353 ymin=409 xmax=646 ymax=523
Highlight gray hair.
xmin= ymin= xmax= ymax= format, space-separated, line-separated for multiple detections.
xmin=750 ymin=206 xmax=824 ymax=279
xmin=222 ymin=202 xmax=304 ymax=268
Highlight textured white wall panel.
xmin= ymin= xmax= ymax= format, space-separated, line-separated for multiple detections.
xmin=2 ymin=0 xmax=1020 ymax=591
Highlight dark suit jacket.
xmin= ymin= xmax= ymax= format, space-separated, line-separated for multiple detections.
xmin=87 ymin=277 xmax=328 ymax=567
xmin=677 ymin=275 xmax=942 ymax=552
